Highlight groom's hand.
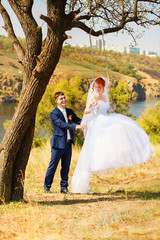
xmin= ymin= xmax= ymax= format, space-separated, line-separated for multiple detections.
xmin=76 ymin=124 xmax=86 ymax=130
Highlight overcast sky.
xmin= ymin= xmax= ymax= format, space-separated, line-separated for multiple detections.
xmin=0 ymin=0 xmax=160 ymax=55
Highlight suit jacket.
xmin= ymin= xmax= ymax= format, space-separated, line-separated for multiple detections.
xmin=50 ymin=107 xmax=81 ymax=149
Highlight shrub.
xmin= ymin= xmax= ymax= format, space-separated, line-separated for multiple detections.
xmin=139 ymin=101 xmax=160 ymax=144
xmin=111 ymin=79 xmax=131 ymax=115
xmin=35 ymin=76 xmax=87 ymax=148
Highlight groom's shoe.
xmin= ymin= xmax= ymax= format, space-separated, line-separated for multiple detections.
xmin=44 ymin=188 xmax=51 ymax=193
xmin=60 ymin=188 xmax=69 ymax=194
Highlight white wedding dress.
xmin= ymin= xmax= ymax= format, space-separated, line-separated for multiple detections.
xmin=71 ymin=100 xmax=152 ymax=194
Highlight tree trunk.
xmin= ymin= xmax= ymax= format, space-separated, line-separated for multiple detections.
xmin=11 ymin=114 xmax=36 ymax=200
xmin=0 ymin=0 xmax=66 ymax=202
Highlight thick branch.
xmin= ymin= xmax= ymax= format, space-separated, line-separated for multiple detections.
xmin=134 ymin=0 xmax=138 ymax=18
xmin=66 ymin=15 xmax=138 ymax=36
xmin=7 ymin=0 xmax=41 ymax=42
xmin=40 ymin=14 xmax=53 ymax=30
xmin=7 ymin=0 xmax=42 ymax=89
xmin=138 ymin=0 xmax=160 ymax=3
xmin=75 ymin=14 xmax=91 ymax=21
xmin=0 ymin=3 xmax=25 ymax=62
xmin=67 ymin=8 xmax=81 ymax=21
xmin=8 ymin=0 xmax=33 ymax=9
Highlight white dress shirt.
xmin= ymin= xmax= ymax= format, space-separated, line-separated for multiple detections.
xmin=58 ymin=107 xmax=71 ymax=141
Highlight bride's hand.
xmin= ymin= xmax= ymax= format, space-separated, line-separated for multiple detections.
xmin=107 ymin=102 xmax=116 ymax=113
xmin=76 ymin=124 xmax=86 ymax=130
xmin=95 ymin=102 xmax=99 ymax=110
xmin=111 ymin=102 xmax=116 ymax=110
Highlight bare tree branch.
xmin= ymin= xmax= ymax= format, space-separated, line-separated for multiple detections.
xmin=7 ymin=0 xmax=42 ymax=89
xmin=75 ymin=14 xmax=91 ymax=20
xmin=65 ymin=0 xmax=159 ymax=41
xmin=67 ymin=13 xmax=139 ymax=36
xmin=138 ymin=0 xmax=160 ymax=3
xmin=40 ymin=14 xmax=53 ymax=30
xmin=8 ymin=0 xmax=40 ymax=38
xmin=134 ymin=0 xmax=138 ymax=19
xmin=0 ymin=2 xmax=25 ymax=63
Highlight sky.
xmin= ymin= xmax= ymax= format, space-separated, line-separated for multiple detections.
xmin=0 ymin=0 xmax=160 ymax=55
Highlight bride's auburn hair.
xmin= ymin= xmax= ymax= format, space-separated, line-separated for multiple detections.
xmin=92 ymin=77 xmax=105 ymax=91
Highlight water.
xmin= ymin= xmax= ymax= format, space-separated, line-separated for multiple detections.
xmin=129 ymin=98 xmax=160 ymax=119
xmin=0 ymin=98 xmax=160 ymax=143
xmin=0 ymin=102 xmax=18 ymax=143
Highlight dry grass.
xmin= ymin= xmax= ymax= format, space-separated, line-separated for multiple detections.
xmin=54 ymin=57 xmax=133 ymax=84
xmin=0 ymin=143 xmax=160 ymax=240
xmin=0 ymin=51 xmax=21 ymax=75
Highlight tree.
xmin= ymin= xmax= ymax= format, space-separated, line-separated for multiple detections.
xmin=0 ymin=0 xmax=159 ymax=202
xmin=139 ymin=101 xmax=160 ymax=144
xmin=111 ymin=80 xmax=131 ymax=115
xmin=34 ymin=76 xmax=87 ymax=148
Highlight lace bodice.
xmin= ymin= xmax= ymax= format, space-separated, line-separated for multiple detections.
xmin=98 ymin=100 xmax=110 ymax=114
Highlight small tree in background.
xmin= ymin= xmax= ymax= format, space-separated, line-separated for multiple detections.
xmin=111 ymin=80 xmax=131 ymax=115
xmin=34 ymin=76 xmax=87 ymax=148
xmin=139 ymin=101 xmax=160 ymax=144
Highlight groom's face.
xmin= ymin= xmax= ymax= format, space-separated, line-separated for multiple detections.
xmin=56 ymin=94 xmax=66 ymax=109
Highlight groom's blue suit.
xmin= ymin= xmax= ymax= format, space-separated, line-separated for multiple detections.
xmin=44 ymin=106 xmax=81 ymax=191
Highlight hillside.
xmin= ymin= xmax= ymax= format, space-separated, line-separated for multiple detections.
xmin=57 ymin=46 xmax=160 ymax=100
xmin=0 ymin=42 xmax=160 ymax=102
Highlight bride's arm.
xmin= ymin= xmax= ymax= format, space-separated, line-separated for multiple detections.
xmin=107 ymin=102 xmax=116 ymax=113
xmin=84 ymin=95 xmax=98 ymax=114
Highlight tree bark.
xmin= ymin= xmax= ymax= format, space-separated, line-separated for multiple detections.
xmin=11 ymin=114 xmax=36 ymax=200
xmin=0 ymin=0 xmax=66 ymax=202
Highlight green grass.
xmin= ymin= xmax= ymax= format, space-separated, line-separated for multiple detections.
xmin=54 ymin=57 xmax=133 ymax=83
xmin=0 ymin=142 xmax=160 ymax=240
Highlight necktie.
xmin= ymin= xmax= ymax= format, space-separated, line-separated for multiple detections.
xmin=62 ymin=109 xmax=71 ymax=141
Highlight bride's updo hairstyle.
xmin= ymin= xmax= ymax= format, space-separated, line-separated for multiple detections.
xmin=92 ymin=77 xmax=105 ymax=92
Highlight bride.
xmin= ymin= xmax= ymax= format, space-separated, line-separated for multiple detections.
xmin=71 ymin=77 xmax=152 ymax=194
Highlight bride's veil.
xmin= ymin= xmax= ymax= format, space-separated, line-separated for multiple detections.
xmin=81 ymin=77 xmax=110 ymax=137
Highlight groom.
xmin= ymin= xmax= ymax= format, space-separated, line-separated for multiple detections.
xmin=44 ymin=91 xmax=86 ymax=193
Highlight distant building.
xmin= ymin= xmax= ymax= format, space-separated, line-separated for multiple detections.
xmin=105 ymin=44 xmax=125 ymax=53
xmin=69 ymin=41 xmax=159 ymax=57
xmin=140 ymin=49 xmax=146 ymax=55
xmin=131 ymin=47 xmax=140 ymax=54
xmin=96 ymin=39 xmax=102 ymax=49
xmin=125 ymin=47 xmax=140 ymax=54
xmin=79 ymin=44 xmax=87 ymax=48
xmin=92 ymin=39 xmax=97 ymax=49
xmin=92 ymin=39 xmax=105 ymax=50
xmin=146 ymin=51 xmax=158 ymax=57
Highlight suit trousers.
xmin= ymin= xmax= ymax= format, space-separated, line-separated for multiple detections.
xmin=44 ymin=141 xmax=72 ymax=191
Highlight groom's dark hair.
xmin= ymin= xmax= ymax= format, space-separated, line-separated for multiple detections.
xmin=54 ymin=91 xmax=65 ymax=101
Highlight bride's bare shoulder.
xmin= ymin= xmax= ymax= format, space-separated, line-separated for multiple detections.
xmin=103 ymin=95 xmax=107 ymax=102
xmin=99 ymin=95 xmax=107 ymax=102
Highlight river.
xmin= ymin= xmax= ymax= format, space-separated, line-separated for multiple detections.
xmin=129 ymin=98 xmax=160 ymax=119
xmin=0 ymin=98 xmax=160 ymax=143
xmin=0 ymin=102 xmax=18 ymax=144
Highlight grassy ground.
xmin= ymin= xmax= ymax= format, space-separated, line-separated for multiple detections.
xmin=0 ymin=51 xmax=21 ymax=76
xmin=53 ymin=57 xmax=135 ymax=83
xmin=0 ymin=142 xmax=160 ymax=240
xmin=0 ymin=50 xmax=143 ymax=84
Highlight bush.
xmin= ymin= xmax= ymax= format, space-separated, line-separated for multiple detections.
xmin=35 ymin=76 xmax=87 ymax=148
xmin=111 ymin=80 xmax=131 ymax=115
xmin=139 ymin=101 xmax=160 ymax=144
